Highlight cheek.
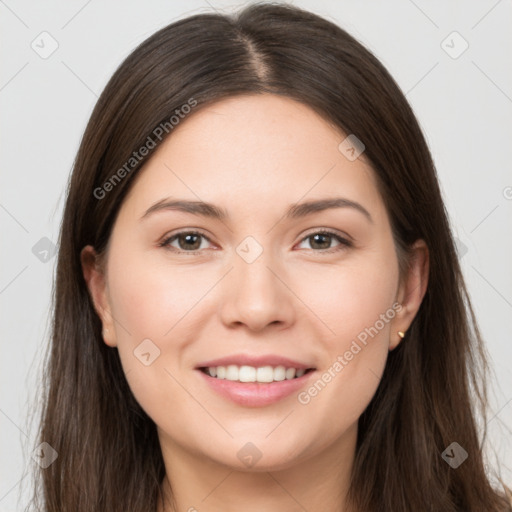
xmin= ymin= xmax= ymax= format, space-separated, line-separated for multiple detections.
xmin=104 ymin=248 xmax=217 ymax=419
xmin=293 ymin=250 xmax=398 ymax=428
xmin=299 ymin=343 xmax=388 ymax=446
xmin=107 ymin=248 xmax=211 ymax=341
xmin=299 ymin=250 xmax=399 ymax=348
xmin=296 ymin=294 xmax=392 ymax=445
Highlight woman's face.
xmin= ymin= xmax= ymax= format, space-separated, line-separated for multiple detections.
xmin=84 ymin=94 xmax=425 ymax=472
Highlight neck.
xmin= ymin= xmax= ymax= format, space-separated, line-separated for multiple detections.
xmin=157 ymin=424 xmax=357 ymax=512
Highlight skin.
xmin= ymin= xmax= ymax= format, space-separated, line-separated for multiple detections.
xmin=82 ymin=94 xmax=429 ymax=512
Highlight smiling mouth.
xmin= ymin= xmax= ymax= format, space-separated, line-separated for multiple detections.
xmin=198 ymin=365 xmax=316 ymax=383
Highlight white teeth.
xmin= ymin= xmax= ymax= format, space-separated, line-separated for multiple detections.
xmin=285 ymin=368 xmax=296 ymax=380
xmin=257 ymin=366 xmax=274 ymax=383
xmin=226 ymin=365 xmax=239 ymax=381
xmin=205 ymin=365 xmax=309 ymax=382
xmin=273 ymin=365 xmax=286 ymax=381
xmin=239 ymin=365 xmax=256 ymax=382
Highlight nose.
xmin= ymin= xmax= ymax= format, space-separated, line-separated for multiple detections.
xmin=218 ymin=249 xmax=296 ymax=333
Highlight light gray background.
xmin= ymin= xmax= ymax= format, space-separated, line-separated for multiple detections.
xmin=1 ymin=0 xmax=511 ymax=509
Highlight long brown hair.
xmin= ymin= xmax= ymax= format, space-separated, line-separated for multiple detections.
xmin=30 ymin=3 xmax=511 ymax=511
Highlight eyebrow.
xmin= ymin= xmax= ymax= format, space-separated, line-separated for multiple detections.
xmin=140 ymin=197 xmax=373 ymax=223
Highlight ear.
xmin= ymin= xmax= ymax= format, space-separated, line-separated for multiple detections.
xmin=80 ymin=245 xmax=117 ymax=347
xmin=389 ymin=239 xmax=429 ymax=351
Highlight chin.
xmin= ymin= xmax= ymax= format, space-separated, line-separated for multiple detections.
xmin=203 ymin=438 xmax=313 ymax=473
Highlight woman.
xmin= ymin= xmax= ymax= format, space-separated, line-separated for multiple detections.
xmin=31 ymin=3 xmax=511 ymax=511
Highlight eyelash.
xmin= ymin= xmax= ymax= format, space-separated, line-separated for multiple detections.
xmin=159 ymin=229 xmax=353 ymax=255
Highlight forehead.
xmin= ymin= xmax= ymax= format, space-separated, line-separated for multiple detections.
xmin=121 ymin=94 xmax=386 ymax=223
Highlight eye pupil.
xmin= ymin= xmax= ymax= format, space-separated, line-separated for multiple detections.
xmin=310 ymin=233 xmax=331 ymax=249
xmin=179 ymin=233 xmax=201 ymax=250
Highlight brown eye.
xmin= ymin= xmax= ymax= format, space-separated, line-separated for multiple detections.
xmin=160 ymin=231 xmax=211 ymax=252
xmin=176 ymin=233 xmax=202 ymax=250
xmin=309 ymin=233 xmax=333 ymax=250
xmin=297 ymin=230 xmax=352 ymax=252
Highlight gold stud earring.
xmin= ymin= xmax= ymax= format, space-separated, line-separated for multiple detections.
xmin=398 ymin=331 xmax=405 ymax=339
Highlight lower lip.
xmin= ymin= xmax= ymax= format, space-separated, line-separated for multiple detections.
xmin=196 ymin=369 xmax=316 ymax=407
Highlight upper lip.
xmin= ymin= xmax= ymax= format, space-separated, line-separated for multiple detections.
xmin=195 ymin=354 xmax=315 ymax=370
